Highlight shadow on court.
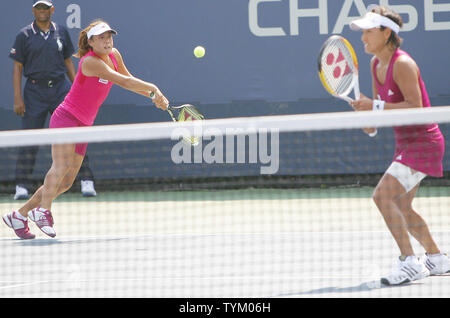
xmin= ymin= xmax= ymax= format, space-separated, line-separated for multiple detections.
xmin=9 ymin=237 xmax=126 ymax=246
xmin=276 ymin=280 xmax=421 ymax=296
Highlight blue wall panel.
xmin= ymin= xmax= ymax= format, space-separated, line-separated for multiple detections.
xmin=1 ymin=0 xmax=449 ymax=108
xmin=0 ymin=1 xmax=449 ymax=183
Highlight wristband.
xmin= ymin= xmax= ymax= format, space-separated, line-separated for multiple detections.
xmin=368 ymin=129 xmax=378 ymax=137
xmin=372 ymin=100 xmax=385 ymax=111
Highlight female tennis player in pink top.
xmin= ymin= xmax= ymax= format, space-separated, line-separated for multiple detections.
xmin=349 ymin=5 xmax=449 ymax=285
xmin=3 ymin=20 xmax=169 ymax=240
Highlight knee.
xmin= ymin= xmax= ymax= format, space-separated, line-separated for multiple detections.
xmin=51 ymin=155 xmax=74 ymax=171
xmin=372 ymin=187 xmax=384 ymax=208
xmin=372 ymin=186 xmax=397 ymax=210
xmin=46 ymin=165 xmax=69 ymax=181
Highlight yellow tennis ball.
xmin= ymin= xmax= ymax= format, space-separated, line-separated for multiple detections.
xmin=194 ymin=46 xmax=205 ymax=58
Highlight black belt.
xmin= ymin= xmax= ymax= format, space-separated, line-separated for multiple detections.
xmin=29 ymin=76 xmax=65 ymax=88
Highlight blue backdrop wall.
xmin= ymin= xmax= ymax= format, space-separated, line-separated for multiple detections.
xmin=0 ymin=1 xmax=449 ymax=183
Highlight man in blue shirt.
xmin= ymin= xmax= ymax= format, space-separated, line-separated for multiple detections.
xmin=9 ymin=0 xmax=96 ymax=199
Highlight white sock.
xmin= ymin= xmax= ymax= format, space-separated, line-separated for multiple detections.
xmin=14 ymin=211 xmax=27 ymax=221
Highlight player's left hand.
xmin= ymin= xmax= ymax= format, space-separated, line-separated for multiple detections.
xmin=349 ymin=93 xmax=372 ymax=111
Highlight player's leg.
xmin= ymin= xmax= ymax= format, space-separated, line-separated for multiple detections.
xmin=375 ymin=162 xmax=430 ymax=285
xmin=18 ymin=143 xmax=74 ymax=238
xmin=396 ymin=185 xmax=450 ymax=274
xmin=372 ymin=172 xmax=414 ymax=256
xmin=395 ymin=185 xmax=440 ymax=254
xmin=16 ymin=151 xmax=84 ymax=216
xmin=56 ymin=153 xmax=85 ymax=195
xmin=3 ymin=143 xmax=78 ymax=239
xmin=39 ymin=143 xmax=79 ymax=211
xmin=26 ymin=146 xmax=83 ymax=238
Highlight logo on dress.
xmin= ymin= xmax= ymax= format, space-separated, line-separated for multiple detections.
xmin=99 ymin=78 xmax=109 ymax=84
xmin=396 ymin=155 xmax=402 ymax=160
xmin=388 ymin=89 xmax=395 ymax=96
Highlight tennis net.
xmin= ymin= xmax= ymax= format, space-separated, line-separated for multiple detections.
xmin=0 ymin=105 xmax=449 ymax=298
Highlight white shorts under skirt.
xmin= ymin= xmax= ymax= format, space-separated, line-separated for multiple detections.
xmin=385 ymin=161 xmax=427 ymax=193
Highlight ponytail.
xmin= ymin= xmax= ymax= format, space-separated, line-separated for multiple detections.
xmin=73 ymin=28 xmax=90 ymax=58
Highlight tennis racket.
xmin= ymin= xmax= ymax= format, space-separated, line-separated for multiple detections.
xmin=166 ymin=104 xmax=204 ymax=123
xmin=167 ymin=103 xmax=204 ymax=146
xmin=318 ymin=35 xmax=360 ymax=103
xmin=150 ymin=92 xmax=204 ymax=145
xmin=169 ymin=104 xmax=204 ymax=146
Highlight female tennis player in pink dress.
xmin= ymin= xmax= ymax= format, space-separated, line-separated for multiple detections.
xmin=3 ymin=20 xmax=169 ymax=239
xmin=349 ymin=5 xmax=449 ymax=285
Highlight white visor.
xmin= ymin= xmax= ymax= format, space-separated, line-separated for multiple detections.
xmin=350 ymin=12 xmax=400 ymax=34
xmin=87 ymin=23 xmax=118 ymax=39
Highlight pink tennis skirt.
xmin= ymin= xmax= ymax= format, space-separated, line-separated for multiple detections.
xmin=50 ymin=106 xmax=88 ymax=156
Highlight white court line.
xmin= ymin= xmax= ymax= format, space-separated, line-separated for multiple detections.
xmin=0 ymin=275 xmax=381 ymax=290
xmin=17 ymin=229 xmax=397 ymax=240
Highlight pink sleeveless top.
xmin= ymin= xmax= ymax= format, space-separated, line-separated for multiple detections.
xmin=373 ymin=49 xmax=444 ymax=177
xmin=59 ymin=50 xmax=118 ymax=126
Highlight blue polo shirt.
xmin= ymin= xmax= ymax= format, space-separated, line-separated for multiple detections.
xmin=9 ymin=21 xmax=74 ymax=80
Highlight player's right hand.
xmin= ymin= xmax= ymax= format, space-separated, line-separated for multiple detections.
xmin=14 ymin=100 xmax=26 ymax=117
xmin=153 ymin=89 xmax=169 ymax=110
xmin=349 ymin=93 xmax=372 ymax=111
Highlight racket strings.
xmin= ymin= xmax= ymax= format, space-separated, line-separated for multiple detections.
xmin=183 ymin=106 xmax=204 ymax=121
xmin=320 ymin=40 xmax=357 ymax=96
xmin=176 ymin=105 xmax=204 ymax=146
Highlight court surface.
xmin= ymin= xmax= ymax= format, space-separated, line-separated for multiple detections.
xmin=1 ymin=187 xmax=449 ymax=298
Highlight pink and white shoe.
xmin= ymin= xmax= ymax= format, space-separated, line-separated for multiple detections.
xmin=2 ymin=211 xmax=35 ymax=240
xmin=28 ymin=207 xmax=56 ymax=238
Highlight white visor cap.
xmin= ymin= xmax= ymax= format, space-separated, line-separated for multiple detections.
xmin=350 ymin=12 xmax=400 ymax=34
xmin=87 ymin=23 xmax=118 ymax=39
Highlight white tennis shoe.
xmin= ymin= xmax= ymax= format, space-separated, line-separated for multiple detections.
xmin=381 ymin=256 xmax=430 ymax=286
xmin=423 ymin=253 xmax=450 ymax=275
xmin=2 ymin=211 xmax=35 ymax=240
xmin=14 ymin=185 xmax=29 ymax=200
xmin=28 ymin=207 xmax=56 ymax=238
xmin=81 ymin=180 xmax=97 ymax=197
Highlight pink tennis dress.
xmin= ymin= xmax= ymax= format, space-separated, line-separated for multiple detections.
xmin=373 ymin=49 xmax=444 ymax=177
xmin=50 ymin=50 xmax=118 ymax=155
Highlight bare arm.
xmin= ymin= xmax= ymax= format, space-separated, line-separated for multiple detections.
xmin=64 ymin=57 xmax=76 ymax=83
xmin=350 ymin=55 xmax=422 ymax=111
xmin=391 ymin=55 xmax=423 ymax=109
xmin=81 ymin=50 xmax=169 ymax=109
xmin=13 ymin=60 xmax=25 ymax=117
